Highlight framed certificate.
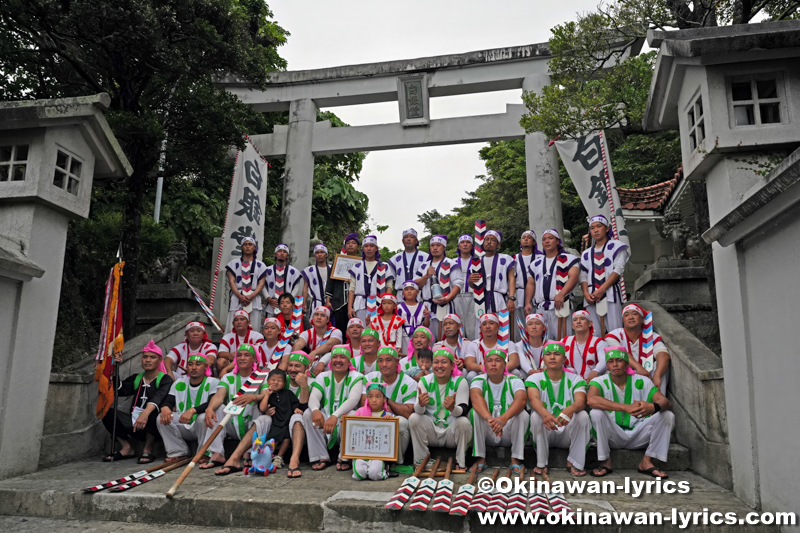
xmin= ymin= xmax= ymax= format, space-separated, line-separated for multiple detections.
xmin=341 ymin=415 xmax=400 ymax=461
xmin=331 ymin=254 xmax=361 ymax=281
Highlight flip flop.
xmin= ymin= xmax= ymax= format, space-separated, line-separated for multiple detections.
xmin=137 ymin=452 xmax=156 ymax=464
xmin=638 ymin=467 xmax=668 ymax=479
xmin=568 ymin=465 xmax=587 ymax=477
xmin=312 ymin=460 xmax=331 ymax=471
xmin=215 ymin=465 xmax=243 ymax=476
xmin=473 ymin=463 xmax=488 ymax=474
xmin=533 ymin=466 xmax=549 ymax=475
xmin=199 ymin=460 xmax=225 ymax=470
xmin=509 ymin=464 xmax=522 ymax=475
xmin=103 ymin=451 xmax=136 ymax=462
xmin=591 ymin=465 xmax=613 ymax=477
xmin=336 ymin=460 xmax=351 ymax=471
xmin=287 ymin=468 xmax=302 ymax=478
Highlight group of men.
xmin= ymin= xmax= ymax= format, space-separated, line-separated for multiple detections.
xmin=103 ymin=217 xmax=674 ymax=480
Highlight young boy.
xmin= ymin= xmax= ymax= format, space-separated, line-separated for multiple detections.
xmin=370 ymin=294 xmax=406 ymax=352
xmin=258 ymin=368 xmax=305 ymax=468
xmin=405 ymin=348 xmax=433 ymax=379
xmin=352 ymin=383 xmax=396 ymax=481
xmin=396 ymin=281 xmax=430 ymax=345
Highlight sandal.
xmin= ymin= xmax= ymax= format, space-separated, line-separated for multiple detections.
xmin=336 ymin=460 xmax=351 ymax=471
xmin=287 ymin=468 xmax=302 ymax=478
xmin=591 ymin=465 xmax=613 ymax=477
xmin=312 ymin=460 xmax=331 ymax=471
xmin=509 ymin=464 xmax=522 ymax=475
xmin=199 ymin=460 xmax=225 ymax=470
xmin=137 ymin=452 xmax=156 ymax=464
xmin=638 ymin=467 xmax=668 ymax=479
xmin=273 ymin=456 xmax=284 ymax=468
xmin=164 ymin=455 xmax=188 ymax=464
xmin=533 ymin=466 xmax=549 ymax=475
xmin=103 ymin=451 xmax=136 ymax=462
xmin=473 ymin=463 xmax=488 ymax=474
xmin=215 ymin=465 xmax=242 ymax=476
xmin=568 ymin=465 xmax=587 ymax=477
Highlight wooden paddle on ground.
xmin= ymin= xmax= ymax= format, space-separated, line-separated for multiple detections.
xmin=109 ymin=458 xmax=190 ymax=492
xmin=430 ymin=458 xmax=455 ymax=512
xmin=449 ymin=465 xmax=479 ymax=516
xmin=384 ymin=453 xmax=430 ymax=510
xmin=468 ymin=467 xmax=500 ymax=512
xmin=487 ymin=467 xmax=512 ymax=512
xmin=409 ymin=456 xmax=441 ymax=511
xmin=507 ymin=466 xmax=527 ymax=513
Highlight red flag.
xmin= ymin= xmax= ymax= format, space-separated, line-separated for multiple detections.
xmin=95 ymin=262 xmax=124 ymax=418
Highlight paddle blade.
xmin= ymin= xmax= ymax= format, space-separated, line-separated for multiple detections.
xmin=384 ymin=476 xmax=420 ymax=510
xmin=431 ymin=479 xmax=454 ymax=512
xmin=449 ymin=484 xmax=475 ymax=516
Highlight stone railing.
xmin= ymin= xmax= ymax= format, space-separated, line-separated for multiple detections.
xmin=41 ymin=312 xmax=208 ymax=468
xmin=642 ymin=300 xmax=732 ymax=489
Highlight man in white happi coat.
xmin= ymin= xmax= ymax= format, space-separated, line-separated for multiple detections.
xmin=514 ymin=313 xmax=548 ymax=378
xmin=166 ymin=321 xmax=218 ymax=380
xmin=524 ymin=229 xmax=581 ymax=340
xmin=414 ymin=234 xmax=463 ymax=340
xmin=562 ymin=310 xmax=609 ymax=382
xmin=468 ymin=230 xmax=516 ymax=333
xmin=527 ymin=341 xmax=591 ymax=476
xmin=304 ymin=345 xmax=366 ymax=471
xmin=218 ymin=310 xmax=264 ymax=376
xmin=409 ymin=348 xmax=472 ymax=470
xmin=158 ymin=353 xmax=221 ymax=462
xmin=513 ymin=230 xmax=539 ymax=342
xmin=463 ymin=313 xmax=519 ymax=382
xmin=224 ymin=236 xmax=267 ymax=332
xmin=588 ymin=346 xmax=675 ymax=479
xmin=302 ymin=243 xmax=332 ymax=321
xmin=452 ymin=235 xmax=478 ymax=340
xmin=348 ymin=235 xmax=396 ymax=323
xmin=263 ymin=244 xmax=303 ymax=317
xmin=294 ymin=306 xmax=343 ymax=371
xmin=605 ymin=303 xmax=671 ymax=394
xmin=363 ymin=346 xmax=418 ymax=463
xmin=390 ymin=228 xmax=429 ymax=293
xmin=433 ymin=314 xmax=471 ymax=375
xmin=470 ymin=348 xmax=527 ymax=474
xmin=580 ymin=215 xmax=630 ymax=335
xmin=258 ymin=317 xmax=285 ymax=371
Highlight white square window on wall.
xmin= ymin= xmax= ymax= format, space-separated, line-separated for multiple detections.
xmin=727 ymin=73 xmax=786 ymax=127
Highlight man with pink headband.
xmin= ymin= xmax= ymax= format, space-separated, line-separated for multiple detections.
xmin=224 ymin=236 xmax=267 ymax=333
xmin=579 ymin=215 xmax=630 ymax=334
xmin=468 ymin=230 xmax=516 ymax=334
xmin=563 ymin=310 xmax=609 ymax=382
xmin=313 ymin=318 xmax=366 ymax=376
xmin=414 ymin=234 xmax=463 ymax=340
xmin=605 ymin=303 xmax=671 ymax=394
xmin=166 ymin=321 xmax=217 ymax=380
xmin=348 ymin=235 xmax=396 ymax=323
xmin=453 ymin=234 xmax=478 ymax=340
xmin=218 ymin=310 xmax=264 ymax=376
xmin=390 ymin=228 xmax=430 ymax=291
xmin=513 ymin=230 xmax=540 ymax=342
xmin=262 ymin=244 xmax=303 ymax=317
xmin=463 ymin=313 xmax=520 ymax=381
xmin=302 ymin=243 xmax=332 ymax=321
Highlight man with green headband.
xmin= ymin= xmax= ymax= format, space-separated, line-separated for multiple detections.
xmin=158 ymin=353 xmax=220 ymax=463
xmin=351 ymin=328 xmax=380 ymax=375
xmin=363 ymin=346 xmax=417 ymax=463
xmin=303 ymin=344 xmax=366 ymax=471
xmin=526 ymin=341 xmax=591 ymax=476
xmin=409 ymin=348 xmax=472 ymax=470
xmin=201 ymin=344 xmax=263 ymax=469
xmin=588 ymin=346 xmax=674 ymax=479
xmin=400 ymin=326 xmax=432 ymax=377
xmin=470 ymin=348 xmax=527 ymax=474
xmin=215 ymin=351 xmax=311 ymax=477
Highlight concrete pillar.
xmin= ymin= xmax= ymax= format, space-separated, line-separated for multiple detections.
xmin=523 ymin=74 xmax=563 ymax=237
xmin=281 ymin=98 xmax=317 ymax=268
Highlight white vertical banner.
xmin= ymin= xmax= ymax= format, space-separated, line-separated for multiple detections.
xmin=210 ymin=137 xmax=269 ymax=320
xmin=555 ymin=130 xmax=629 ymax=247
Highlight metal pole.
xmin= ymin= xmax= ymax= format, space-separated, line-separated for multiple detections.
xmin=154 ymin=176 xmax=164 ymax=223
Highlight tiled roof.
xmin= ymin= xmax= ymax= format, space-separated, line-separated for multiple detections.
xmin=618 ymin=178 xmax=678 ymax=211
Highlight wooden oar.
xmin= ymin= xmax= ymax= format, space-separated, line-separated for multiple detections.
xmin=468 ymin=467 xmax=500 ymax=512
xmin=430 ymin=458 xmax=454 ymax=512
xmin=507 ymin=466 xmax=527 ymax=514
xmin=549 ymin=492 xmax=572 ymax=513
xmin=408 ymin=456 xmax=441 ymax=511
xmin=449 ymin=465 xmax=479 ymax=516
xmin=487 ymin=467 xmax=512 ymax=512
xmin=529 ymin=468 xmax=550 ymax=514
xmin=83 ymin=459 xmax=178 ymax=493
xmin=384 ymin=454 xmax=430 ymax=510
xmin=108 ymin=458 xmax=190 ymax=492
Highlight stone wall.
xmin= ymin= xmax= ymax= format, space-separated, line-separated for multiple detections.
xmin=40 ymin=312 xmax=207 ymax=468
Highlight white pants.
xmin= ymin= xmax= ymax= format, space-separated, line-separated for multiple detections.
xmin=472 ymin=412 xmax=527 ymax=461
xmin=529 ymin=410 xmax=591 ymax=470
xmin=396 ymin=416 xmax=410 ymax=464
xmin=302 ymin=409 xmax=348 ymax=463
xmin=253 ymin=413 xmax=304 ymax=440
xmin=353 ymin=459 xmax=389 ymax=480
xmin=453 ymin=293 xmax=477 ymax=340
xmin=584 ymin=301 xmax=623 ymax=336
xmin=206 ymin=406 xmax=257 ymax=455
xmin=158 ymin=412 xmax=220 ymax=458
xmin=537 ymin=306 xmax=573 ymax=340
xmin=591 ymin=409 xmax=675 ymax=462
xmin=355 ymin=309 xmax=370 ymax=327
xmin=409 ymin=413 xmax=472 ymax=468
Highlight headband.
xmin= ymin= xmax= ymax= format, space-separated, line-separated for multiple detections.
xmin=430 ymin=235 xmax=448 ymax=246
xmin=347 ymin=317 xmax=364 ymax=328
xmin=402 ymin=280 xmax=420 ymax=290
xmin=479 ymin=313 xmax=499 ymax=325
xmin=521 ymin=230 xmax=537 ymax=241
xmin=240 ymin=236 xmax=256 ymax=246
xmin=543 ymin=341 xmax=567 ymax=356
xmin=623 ymin=304 xmax=645 ymax=317
xmin=433 ymin=347 xmax=455 ymax=362
xmin=233 ymin=310 xmax=250 ymax=321
xmin=366 ymin=382 xmax=387 ymax=396
xmin=543 ymin=228 xmax=562 ymax=241
xmin=188 ymin=353 xmax=208 ymax=364
xmin=381 ymin=294 xmax=397 ymax=303
xmin=313 ymin=243 xmax=328 ymax=254
xmin=362 ymin=328 xmax=380 ymax=340
xmin=275 ymin=244 xmax=289 ymax=254
xmin=402 ymin=228 xmax=418 ymax=238
xmin=485 ymin=348 xmax=507 ymax=361
xmin=237 ymin=344 xmax=256 ymax=358
xmin=331 ymin=344 xmax=352 ymax=359
xmin=263 ymin=317 xmax=281 ymax=327
xmin=185 ymin=321 xmax=205 ymax=333
xmin=377 ymin=346 xmax=399 ymax=359
xmin=458 ymin=235 xmax=473 ymax=244
xmin=590 ymin=215 xmax=609 ymax=227
xmin=485 ymin=230 xmax=502 ymax=243
xmin=413 ymin=326 xmax=432 ymax=342
xmin=143 ymin=340 xmax=163 ymax=358
xmin=313 ymin=306 xmax=331 ymax=318
xmin=525 ymin=313 xmax=547 ymax=328
xmin=363 ymin=235 xmax=378 ymax=246
xmin=442 ymin=313 xmax=461 ymax=325
xmin=572 ymin=310 xmax=591 ymax=321
xmin=288 ymin=351 xmax=310 ymax=366
xmin=605 ymin=346 xmax=630 ymax=362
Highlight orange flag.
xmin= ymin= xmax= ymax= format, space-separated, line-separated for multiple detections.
xmin=95 ymin=262 xmax=124 ymax=419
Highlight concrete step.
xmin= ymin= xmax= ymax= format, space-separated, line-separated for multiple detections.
xmin=0 ymin=460 xmax=775 ymax=533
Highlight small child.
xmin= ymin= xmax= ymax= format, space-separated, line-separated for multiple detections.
xmin=405 ymin=348 xmax=433 ymax=379
xmin=370 ymin=294 xmax=406 ymax=352
xmin=396 ymin=281 xmax=431 ymax=344
xmin=258 ymin=368 xmax=304 ymax=468
xmin=352 ymin=383 xmax=395 ymax=481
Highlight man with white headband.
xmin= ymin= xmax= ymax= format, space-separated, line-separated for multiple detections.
xmin=524 ymin=229 xmax=580 ymax=340
xmin=453 ymin=235 xmax=477 ymax=339
xmin=562 ymin=310 xmax=608 ymax=382
xmin=605 ymin=303 xmax=671 ymax=394
xmin=259 ymin=317 xmax=285 ymax=371
xmin=468 ymin=230 xmax=516 ymax=334
xmin=579 ymin=215 xmax=630 ymax=334
xmin=527 ymin=341 xmax=591 ymax=477
xmin=513 ymin=230 xmax=539 ymax=342
xmin=348 ymin=235 xmax=396 ymax=323
xmin=217 ymin=310 xmax=264 ymax=376
xmin=302 ymin=243 xmax=331 ymax=321
xmin=263 ymin=244 xmax=303 ymax=317
xmin=166 ymin=322 xmax=218 ymax=380
xmin=515 ymin=313 xmax=548 ymax=377
xmin=463 ymin=313 xmax=520 ymax=382
xmin=390 ymin=228 xmax=429 ymax=291
xmin=415 ymin=234 xmax=463 ymax=340
xmin=224 ymin=236 xmax=267 ymax=332
xmin=396 ymin=281 xmax=430 ymax=343
xmin=363 ymin=346 xmax=418 ymax=463
xmin=588 ymin=346 xmax=674 ymax=479
xmin=433 ymin=314 xmax=471 ymax=372
xmin=294 ymin=306 xmax=343 ymax=368
xmin=470 ymin=348 xmax=527 ymax=474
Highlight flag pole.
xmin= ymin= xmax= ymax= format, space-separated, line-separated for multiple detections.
xmin=110 ymin=246 xmax=124 ymax=460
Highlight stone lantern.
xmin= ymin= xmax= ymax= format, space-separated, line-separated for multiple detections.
xmin=0 ymin=93 xmax=131 ymax=479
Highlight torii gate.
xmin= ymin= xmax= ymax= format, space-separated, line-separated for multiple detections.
xmin=221 ymin=43 xmax=561 ymax=266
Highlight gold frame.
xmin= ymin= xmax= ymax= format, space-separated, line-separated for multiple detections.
xmin=341 ymin=415 xmax=400 ymax=461
xmin=330 ymin=254 xmax=362 ymax=281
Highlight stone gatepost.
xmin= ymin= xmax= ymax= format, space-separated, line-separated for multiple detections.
xmin=0 ymin=93 xmax=131 ymax=479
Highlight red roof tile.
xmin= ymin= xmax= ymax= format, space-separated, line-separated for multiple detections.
xmin=618 ymin=178 xmax=678 ymax=211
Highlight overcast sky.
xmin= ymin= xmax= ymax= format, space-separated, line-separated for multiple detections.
xmin=269 ymin=0 xmax=599 ymax=247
